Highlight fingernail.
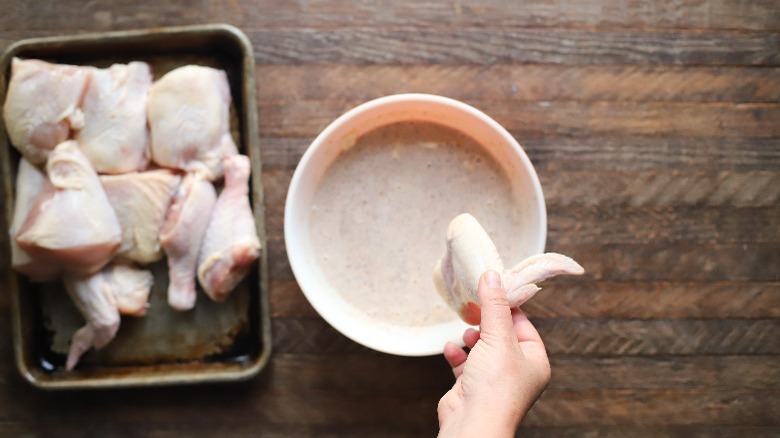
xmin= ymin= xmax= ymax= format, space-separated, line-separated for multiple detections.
xmin=484 ymin=270 xmax=502 ymax=288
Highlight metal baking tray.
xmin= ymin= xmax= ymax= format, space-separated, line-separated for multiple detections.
xmin=0 ymin=24 xmax=271 ymax=389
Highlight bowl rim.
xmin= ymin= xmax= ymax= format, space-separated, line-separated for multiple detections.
xmin=284 ymin=93 xmax=547 ymax=356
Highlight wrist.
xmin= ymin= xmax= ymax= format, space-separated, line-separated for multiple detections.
xmin=438 ymin=399 xmax=522 ymax=438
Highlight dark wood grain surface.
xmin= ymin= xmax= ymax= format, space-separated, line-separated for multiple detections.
xmin=1 ymin=1 xmax=778 ymax=436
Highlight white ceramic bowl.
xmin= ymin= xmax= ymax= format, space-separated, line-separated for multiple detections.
xmin=284 ymin=93 xmax=546 ymax=356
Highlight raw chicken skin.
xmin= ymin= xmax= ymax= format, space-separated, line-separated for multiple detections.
xmin=160 ymin=173 xmax=217 ymax=310
xmin=433 ymin=213 xmax=584 ymax=325
xmin=198 ymin=155 xmax=261 ymax=301
xmin=147 ymin=65 xmax=237 ymax=180
xmin=63 ymin=262 xmax=154 ymax=370
xmin=3 ymin=58 xmax=90 ymax=164
xmin=15 ymin=141 xmax=122 ymax=276
xmin=101 ymin=170 xmax=181 ymax=264
xmin=75 ymin=62 xmax=152 ymax=173
xmin=104 ymin=263 xmax=154 ymax=317
xmin=9 ymin=158 xmax=61 ymax=281
xmin=63 ymin=271 xmax=121 ymax=370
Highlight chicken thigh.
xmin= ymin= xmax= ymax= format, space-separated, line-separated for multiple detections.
xmin=15 ymin=141 xmax=121 ymax=276
xmin=433 ymin=213 xmax=584 ymax=325
xmin=75 ymin=62 xmax=152 ymax=173
xmin=9 ymin=158 xmax=61 ymax=281
xmin=3 ymin=58 xmax=91 ymax=165
xmin=198 ymin=155 xmax=261 ymax=301
xmin=147 ymin=65 xmax=237 ymax=180
xmin=101 ymin=169 xmax=181 ymax=264
xmin=160 ymin=173 xmax=217 ymax=310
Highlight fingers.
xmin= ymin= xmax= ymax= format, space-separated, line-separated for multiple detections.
xmin=443 ymin=341 xmax=468 ymax=377
xmin=462 ymin=327 xmax=480 ymax=349
xmin=476 ymin=270 xmax=514 ymax=340
xmin=511 ymin=308 xmax=544 ymax=344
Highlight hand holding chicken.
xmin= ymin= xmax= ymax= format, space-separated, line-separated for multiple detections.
xmin=434 ymin=213 xmax=583 ymax=325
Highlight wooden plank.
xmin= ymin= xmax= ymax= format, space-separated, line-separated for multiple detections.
xmin=245 ymin=28 xmax=780 ymax=66
xmin=2 ymin=387 xmax=778 ymax=435
xmin=539 ymin=170 xmax=780 ymax=208
xmin=258 ymin=100 xmax=780 ymax=138
xmin=548 ymin=355 xmax=780 ymax=391
xmin=268 ymin=279 xmax=780 ymax=320
xmin=0 ymin=386 xmax=443 ymax=436
xmin=0 ymin=2 xmax=213 ymax=33
xmin=269 ymin=279 xmax=318 ymax=318
xmin=525 ymin=388 xmax=780 ymax=426
xmin=2 ymin=0 xmax=779 ymax=32
xmin=261 ymin=353 xmax=779 ymax=391
xmin=554 ymin=243 xmax=779 ymax=281
xmin=525 ymin=280 xmax=780 ymax=319
xmin=270 ymin=318 xmax=780 ymax=355
xmin=547 ymin=206 xmax=780 ymax=244
xmin=5 ymin=28 xmax=773 ymax=67
xmin=539 ymin=318 xmax=780 ymax=356
xmin=256 ymin=65 xmax=780 ymax=103
xmin=259 ymin=136 xmax=780 ymax=172
xmin=266 ymin=235 xmax=292 ymax=281
xmin=3 ymin=419 xmax=779 ymax=438
xmin=0 ymin=344 xmax=776 ymax=431
xmin=263 ymin=353 xmax=452 ymax=392
xmin=523 ymin=137 xmax=780 ymax=172
xmin=271 ymin=318 xmax=371 ymax=355
xmin=219 ymin=0 xmax=780 ymax=31
xmin=0 ymin=271 xmax=8 ymax=310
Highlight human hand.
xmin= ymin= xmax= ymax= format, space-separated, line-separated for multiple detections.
xmin=437 ymin=270 xmax=551 ymax=437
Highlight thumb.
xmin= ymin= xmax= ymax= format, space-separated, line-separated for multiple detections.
xmin=477 ymin=270 xmax=514 ymax=340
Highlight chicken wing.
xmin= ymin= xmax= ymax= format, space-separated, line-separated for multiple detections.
xmin=63 ymin=262 xmax=155 ymax=370
xmin=433 ymin=213 xmax=584 ymax=325
xmin=63 ymin=271 xmax=121 ymax=370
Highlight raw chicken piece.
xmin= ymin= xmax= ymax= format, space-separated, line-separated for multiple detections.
xmin=160 ymin=173 xmax=217 ymax=310
xmin=104 ymin=263 xmax=154 ymax=317
xmin=3 ymin=58 xmax=91 ymax=165
xmin=9 ymin=158 xmax=61 ymax=281
xmin=198 ymin=155 xmax=261 ymax=301
xmin=433 ymin=213 xmax=584 ymax=325
xmin=147 ymin=65 xmax=237 ymax=180
xmin=15 ymin=141 xmax=121 ymax=276
xmin=63 ymin=262 xmax=155 ymax=369
xmin=101 ymin=170 xmax=181 ymax=264
xmin=63 ymin=271 xmax=121 ymax=370
xmin=75 ymin=62 xmax=152 ymax=173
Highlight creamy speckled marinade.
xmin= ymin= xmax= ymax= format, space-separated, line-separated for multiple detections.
xmin=308 ymin=121 xmax=525 ymax=327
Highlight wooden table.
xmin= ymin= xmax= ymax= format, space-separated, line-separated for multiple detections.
xmin=1 ymin=1 xmax=778 ymax=435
